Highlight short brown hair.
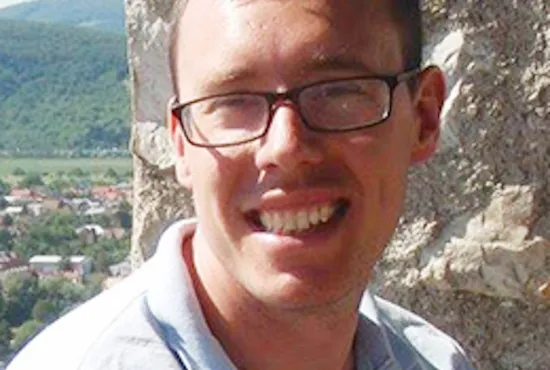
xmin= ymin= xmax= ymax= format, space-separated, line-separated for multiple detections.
xmin=389 ymin=0 xmax=423 ymax=71
xmin=168 ymin=0 xmax=423 ymax=94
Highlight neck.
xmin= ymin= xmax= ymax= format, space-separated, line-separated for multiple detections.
xmin=184 ymin=237 xmax=361 ymax=370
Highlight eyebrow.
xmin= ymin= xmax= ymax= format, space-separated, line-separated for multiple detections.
xmin=206 ymin=67 xmax=260 ymax=87
xmin=300 ymin=53 xmax=374 ymax=75
xmin=203 ymin=53 xmax=373 ymax=91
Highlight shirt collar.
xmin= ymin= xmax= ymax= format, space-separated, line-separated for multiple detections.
xmin=357 ymin=291 xmax=400 ymax=369
xmin=146 ymin=219 xmax=237 ymax=370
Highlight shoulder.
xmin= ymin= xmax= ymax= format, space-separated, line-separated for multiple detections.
xmin=6 ymin=263 xmax=178 ymax=370
xmin=360 ymin=294 xmax=475 ymax=370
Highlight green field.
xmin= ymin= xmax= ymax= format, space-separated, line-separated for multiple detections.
xmin=0 ymin=157 xmax=132 ymax=177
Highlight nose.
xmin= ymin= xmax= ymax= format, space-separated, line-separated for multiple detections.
xmin=255 ymin=103 xmax=324 ymax=173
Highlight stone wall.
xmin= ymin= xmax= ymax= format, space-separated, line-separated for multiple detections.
xmin=126 ymin=0 xmax=193 ymax=266
xmin=125 ymin=0 xmax=549 ymax=368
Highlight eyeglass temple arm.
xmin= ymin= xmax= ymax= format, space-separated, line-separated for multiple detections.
xmin=397 ymin=67 xmax=421 ymax=82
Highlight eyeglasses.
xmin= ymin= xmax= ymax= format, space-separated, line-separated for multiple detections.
xmin=171 ymin=69 xmax=419 ymax=148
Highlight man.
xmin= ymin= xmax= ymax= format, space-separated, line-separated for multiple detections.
xmin=8 ymin=0 xmax=474 ymax=369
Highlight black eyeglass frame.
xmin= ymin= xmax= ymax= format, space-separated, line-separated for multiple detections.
xmin=171 ymin=68 xmax=420 ymax=148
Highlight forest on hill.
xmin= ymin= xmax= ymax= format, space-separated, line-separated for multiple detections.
xmin=0 ymin=0 xmax=125 ymax=34
xmin=0 ymin=19 xmax=130 ymax=156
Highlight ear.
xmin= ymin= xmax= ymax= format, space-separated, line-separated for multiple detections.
xmin=410 ymin=66 xmax=446 ymax=164
xmin=167 ymin=97 xmax=193 ymax=190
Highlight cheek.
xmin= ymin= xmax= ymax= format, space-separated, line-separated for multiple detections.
xmin=345 ymin=119 xmax=414 ymax=173
xmin=187 ymin=148 xmax=255 ymax=214
xmin=190 ymin=156 xmax=230 ymax=201
xmin=341 ymin=131 xmax=410 ymax=226
xmin=343 ymin=133 xmax=402 ymax=180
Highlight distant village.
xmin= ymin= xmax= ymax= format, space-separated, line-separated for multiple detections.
xmin=0 ymin=182 xmax=133 ymax=285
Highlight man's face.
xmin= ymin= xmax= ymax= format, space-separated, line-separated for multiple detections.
xmin=171 ymin=0 xmax=441 ymax=309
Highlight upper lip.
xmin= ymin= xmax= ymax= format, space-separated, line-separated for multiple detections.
xmin=241 ymin=188 xmax=348 ymax=213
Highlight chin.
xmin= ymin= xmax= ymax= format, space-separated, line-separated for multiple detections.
xmin=249 ymin=270 xmax=362 ymax=311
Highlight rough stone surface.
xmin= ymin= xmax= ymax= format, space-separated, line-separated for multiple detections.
xmin=375 ymin=1 xmax=549 ymax=369
xmin=126 ymin=0 xmax=193 ymax=268
xmin=417 ymin=185 xmax=549 ymax=301
xmin=126 ymin=0 xmax=549 ymax=368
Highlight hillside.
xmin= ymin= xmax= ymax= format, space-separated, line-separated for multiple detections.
xmin=0 ymin=19 xmax=130 ymax=156
xmin=0 ymin=0 xmax=125 ymax=34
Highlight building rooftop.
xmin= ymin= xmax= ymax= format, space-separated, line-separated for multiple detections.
xmin=29 ymin=255 xmax=89 ymax=264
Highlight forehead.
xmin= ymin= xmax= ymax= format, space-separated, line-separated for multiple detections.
xmin=174 ymin=0 xmax=402 ymax=94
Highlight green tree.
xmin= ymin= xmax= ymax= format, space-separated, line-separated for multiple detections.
xmin=0 ymin=293 xmax=5 ymax=316
xmin=113 ymin=199 xmax=132 ymax=230
xmin=0 ymin=319 xmax=11 ymax=357
xmin=39 ymin=276 xmax=86 ymax=317
xmin=89 ymin=213 xmax=113 ymax=228
xmin=13 ymin=212 xmax=82 ymax=259
xmin=0 ymin=196 xmax=8 ymax=210
xmin=0 ymin=179 xmax=10 ymax=195
xmin=105 ymin=167 xmax=118 ymax=179
xmin=82 ymin=273 xmax=107 ymax=300
xmin=0 ymin=229 xmax=14 ymax=251
xmin=10 ymin=319 xmax=45 ymax=352
xmin=0 ymin=295 xmax=10 ymax=356
xmin=3 ymin=272 xmax=40 ymax=327
xmin=48 ymin=177 xmax=72 ymax=196
xmin=118 ymin=211 xmax=132 ymax=230
xmin=119 ymin=199 xmax=132 ymax=213
xmin=32 ymin=299 xmax=56 ymax=323
xmin=115 ymin=212 xmax=132 ymax=230
xmin=84 ymin=237 xmax=130 ymax=272
xmin=94 ymin=247 xmax=107 ymax=273
xmin=12 ymin=167 xmax=26 ymax=176
xmin=68 ymin=167 xmax=86 ymax=177
xmin=18 ymin=172 xmax=44 ymax=188
xmin=2 ymin=214 xmax=14 ymax=227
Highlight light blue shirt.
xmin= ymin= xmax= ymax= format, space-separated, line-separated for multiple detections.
xmin=7 ymin=219 xmax=475 ymax=370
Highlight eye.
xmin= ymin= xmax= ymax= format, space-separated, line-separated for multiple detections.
xmin=199 ymin=95 xmax=257 ymax=114
xmin=187 ymin=94 xmax=266 ymax=132
xmin=319 ymin=81 xmax=366 ymax=98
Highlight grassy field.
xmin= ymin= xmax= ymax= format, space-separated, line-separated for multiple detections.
xmin=0 ymin=157 xmax=132 ymax=177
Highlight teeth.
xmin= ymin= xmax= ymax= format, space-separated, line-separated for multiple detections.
xmin=282 ymin=211 xmax=297 ymax=233
xmin=296 ymin=210 xmax=309 ymax=231
xmin=308 ymin=207 xmax=320 ymax=225
xmin=320 ymin=205 xmax=332 ymax=222
xmin=259 ymin=213 xmax=271 ymax=229
xmin=272 ymin=212 xmax=283 ymax=231
xmin=257 ymin=203 xmax=339 ymax=234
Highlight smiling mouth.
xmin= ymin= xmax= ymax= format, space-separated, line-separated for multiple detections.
xmin=247 ymin=199 xmax=350 ymax=235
